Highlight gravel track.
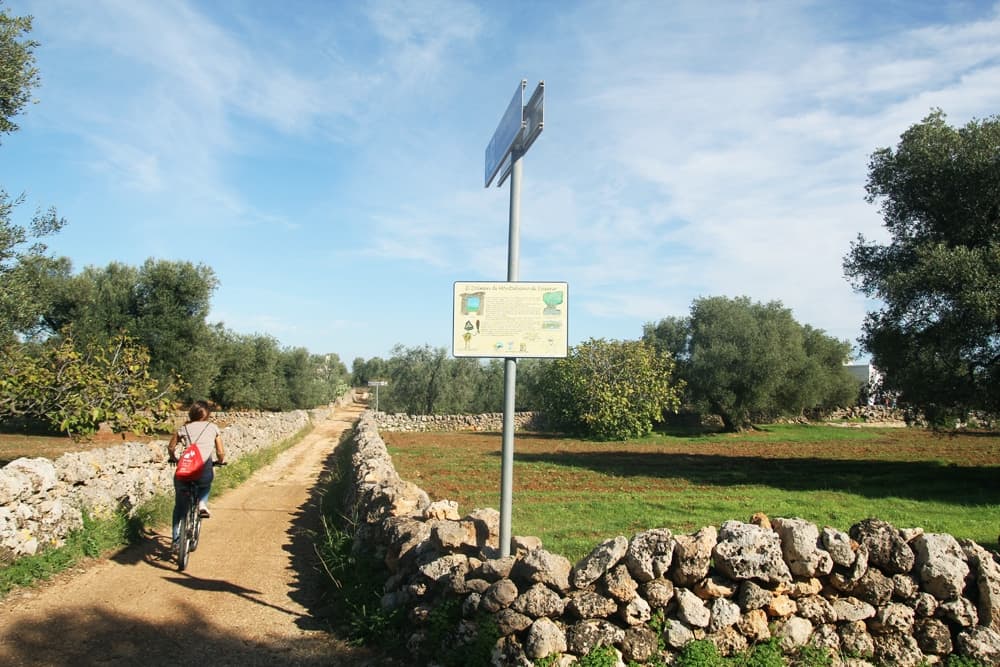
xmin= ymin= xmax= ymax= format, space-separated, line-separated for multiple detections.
xmin=0 ymin=402 xmax=400 ymax=667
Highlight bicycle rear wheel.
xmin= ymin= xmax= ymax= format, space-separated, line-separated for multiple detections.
xmin=190 ymin=507 xmax=202 ymax=552
xmin=176 ymin=512 xmax=191 ymax=571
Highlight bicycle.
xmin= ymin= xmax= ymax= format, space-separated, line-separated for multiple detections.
xmin=173 ymin=461 xmax=225 ymax=571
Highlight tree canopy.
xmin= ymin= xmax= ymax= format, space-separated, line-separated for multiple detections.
xmin=43 ymin=259 xmax=220 ymax=400
xmin=644 ymin=296 xmax=857 ymax=431
xmin=0 ymin=2 xmax=38 ymax=139
xmin=844 ymin=109 xmax=1000 ymax=421
xmin=539 ymin=337 xmax=683 ymax=440
xmin=0 ymin=5 xmax=67 ymax=346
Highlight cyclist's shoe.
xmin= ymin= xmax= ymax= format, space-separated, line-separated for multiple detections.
xmin=198 ymin=502 xmax=211 ymax=518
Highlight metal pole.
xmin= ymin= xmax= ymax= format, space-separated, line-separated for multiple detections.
xmin=500 ymin=148 xmax=523 ymax=558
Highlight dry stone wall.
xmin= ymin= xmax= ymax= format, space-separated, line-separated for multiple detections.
xmin=347 ymin=410 xmax=1000 ymax=666
xmin=0 ymin=391 xmax=353 ymax=563
xmin=375 ymin=411 xmax=542 ymax=433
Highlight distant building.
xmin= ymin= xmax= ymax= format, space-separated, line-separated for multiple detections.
xmin=845 ymin=363 xmax=887 ymax=406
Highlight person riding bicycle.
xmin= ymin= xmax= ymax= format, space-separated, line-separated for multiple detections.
xmin=167 ymin=400 xmax=225 ymax=552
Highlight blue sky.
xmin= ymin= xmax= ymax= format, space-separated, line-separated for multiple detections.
xmin=3 ymin=1 xmax=999 ymax=364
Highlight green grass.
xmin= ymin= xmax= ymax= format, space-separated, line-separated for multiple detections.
xmin=384 ymin=425 xmax=1000 ymax=563
xmin=0 ymin=422 xmax=315 ymax=598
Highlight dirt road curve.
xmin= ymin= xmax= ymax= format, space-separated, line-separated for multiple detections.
xmin=0 ymin=402 xmax=399 ymax=667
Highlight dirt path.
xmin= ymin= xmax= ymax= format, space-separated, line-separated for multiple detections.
xmin=0 ymin=402 xmax=399 ymax=666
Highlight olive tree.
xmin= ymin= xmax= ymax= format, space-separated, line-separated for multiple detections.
xmin=0 ymin=7 xmax=67 ymax=344
xmin=844 ymin=109 xmax=1000 ymax=422
xmin=644 ymin=296 xmax=856 ymax=431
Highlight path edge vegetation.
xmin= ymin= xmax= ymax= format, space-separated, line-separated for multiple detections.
xmin=0 ymin=421 xmax=315 ymax=598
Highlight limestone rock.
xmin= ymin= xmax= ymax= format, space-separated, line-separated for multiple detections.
xmin=463 ymin=508 xmax=500 ymax=552
xmin=830 ymin=543 xmax=870 ymax=592
xmin=774 ymin=616 xmax=813 ymax=651
xmin=571 ymin=536 xmax=628 ymax=589
xmin=738 ymin=580 xmax=773 ymax=611
xmin=476 ymin=555 xmax=517 ymax=582
xmin=481 ymin=578 xmax=519 ymax=613
xmin=963 ymin=539 xmax=1000 ymax=633
xmin=663 ymin=619 xmax=696 ymax=650
xmin=955 ymin=626 xmax=1000 ymax=666
xmin=620 ymin=626 xmax=659 ymax=664
xmin=914 ymin=618 xmax=953 ymax=656
xmin=737 ymin=609 xmax=771 ymax=642
xmin=892 ymin=573 xmax=919 ymax=601
xmin=912 ymin=532 xmax=970 ymax=600
xmin=512 ymin=582 xmax=566 ymax=618
xmin=516 ymin=548 xmax=572 ymax=592
xmin=492 ymin=635 xmax=531 ymax=666
xmin=676 ymin=588 xmax=711 ymax=628
xmin=849 ymin=518 xmax=915 ymax=575
xmin=565 ymin=590 xmax=618 ymax=619
xmin=713 ymin=520 xmax=791 ymax=585
xmin=603 ymin=564 xmax=638 ymax=602
xmin=869 ymin=602 xmax=915 ymax=635
xmin=694 ymin=574 xmax=737 ymax=600
xmin=5 ymin=458 xmax=57 ymax=494
xmin=795 ymin=595 xmax=836 ymax=625
xmin=839 ymin=620 xmax=875 ymax=659
xmin=832 ymin=596 xmax=876 ymax=622
xmin=625 ymin=528 xmax=674 ymax=583
xmin=708 ymin=597 xmax=741 ymax=632
xmin=940 ymin=596 xmax=979 ymax=628
xmin=640 ymin=578 xmax=675 ymax=608
xmin=709 ymin=625 xmax=748 ymax=657
xmin=873 ymin=631 xmax=925 ymax=667
xmin=423 ymin=499 xmax=460 ymax=521
xmin=851 ymin=566 xmax=894 ymax=606
xmin=432 ymin=519 xmax=478 ymax=552
xmin=821 ymin=526 xmax=856 ymax=568
xmin=566 ymin=619 xmax=625 ymax=656
xmin=417 ymin=553 xmax=469 ymax=592
xmin=672 ymin=526 xmax=718 ymax=587
xmin=772 ymin=517 xmax=834 ymax=577
xmin=766 ymin=594 xmax=797 ymax=618
xmin=619 ymin=594 xmax=651 ymax=626
xmin=495 ymin=607 xmax=533 ymax=636
xmin=525 ymin=617 xmax=567 ymax=660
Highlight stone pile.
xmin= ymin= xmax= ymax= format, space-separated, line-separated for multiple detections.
xmin=819 ymin=406 xmax=906 ymax=423
xmin=375 ymin=412 xmax=542 ymax=433
xmin=0 ymin=400 xmax=346 ymax=562
xmin=347 ymin=410 xmax=1000 ymax=666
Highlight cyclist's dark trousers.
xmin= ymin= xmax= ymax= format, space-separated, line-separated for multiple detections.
xmin=172 ymin=463 xmax=214 ymax=543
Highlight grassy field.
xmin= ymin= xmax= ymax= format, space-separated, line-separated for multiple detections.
xmin=382 ymin=424 xmax=1000 ymax=563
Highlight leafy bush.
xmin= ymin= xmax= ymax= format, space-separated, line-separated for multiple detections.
xmin=736 ymin=639 xmax=785 ymax=667
xmin=0 ymin=331 xmax=178 ymax=435
xmin=674 ymin=640 xmax=725 ymax=667
xmin=539 ymin=337 xmax=684 ymax=440
xmin=578 ymin=645 xmax=621 ymax=667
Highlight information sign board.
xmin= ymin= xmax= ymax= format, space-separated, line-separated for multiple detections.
xmin=453 ymin=281 xmax=568 ymax=358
